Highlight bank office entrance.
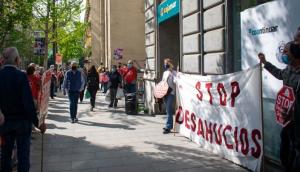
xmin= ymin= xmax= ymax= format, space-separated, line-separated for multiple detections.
xmin=157 ymin=0 xmax=180 ymax=80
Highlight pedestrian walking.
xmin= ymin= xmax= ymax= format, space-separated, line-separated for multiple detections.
xmin=99 ymin=68 xmax=109 ymax=93
xmin=57 ymin=68 xmax=65 ymax=91
xmin=87 ymin=65 xmax=99 ymax=111
xmin=123 ymin=60 xmax=137 ymax=93
xmin=0 ymin=47 xmax=46 ymax=172
xmin=108 ymin=65 xmax=122 ymax=108
xmin=79 ymin=67 xmax=87 ymax=103
xmin=26 ymin=63 xmax=41 ymax=110
xmin=161 ymin=58 xmax=177 ymax=134
xmin=62 ymin=61 xmax=85 ymax=123
xmin=258 ymin=41 xmax=300 ymax=172
xmin=50 ymin=65 xmax=57 ymax=99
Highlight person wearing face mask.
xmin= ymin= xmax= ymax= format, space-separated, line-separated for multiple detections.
xmin=62 ymin=61 xmax=85 ymax=123
xmin=123 ymin=60 xmax=137 ymax=93
xmin=108 ymin=65 xmax=122 ymax=108
xmin=258 ymin=42 xmax=300 ymax=172
xmin=161 ymin=58 xmax=177 ymax=134
xmin=87 ymin=65 xmax=99 ymax=111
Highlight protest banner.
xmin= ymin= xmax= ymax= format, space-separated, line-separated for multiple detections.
xmin=174 ymin=65 xmax=263 ymax=172
xmin=38 ymin=70 xmax=52 ymax=127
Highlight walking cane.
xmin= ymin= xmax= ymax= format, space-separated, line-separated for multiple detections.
xmin=41 ymin=132 xmax=44 ymax=172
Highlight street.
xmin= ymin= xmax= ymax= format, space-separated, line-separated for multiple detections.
xmin=30 ymin=94 xmax=248 ymax=172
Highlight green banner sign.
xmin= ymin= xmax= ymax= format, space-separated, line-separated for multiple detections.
xmin=158 ymin=0 xmax=180 ymax=24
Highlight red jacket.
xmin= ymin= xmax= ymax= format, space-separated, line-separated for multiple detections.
xmin=123 ymin=67 xmax=137 ymax=84
xmin=27 ymin=74 xmax=41 ymax=100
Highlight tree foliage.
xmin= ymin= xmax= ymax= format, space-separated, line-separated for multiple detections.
xmin=0 ymin=0 xmax=36 ymax=49
xmin=58 ymin=21 xmax=87 ymax=62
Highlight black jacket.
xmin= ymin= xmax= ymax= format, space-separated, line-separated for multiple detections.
xmin=87 ymin=72 xmax=99 ymax=90
xmin=108 ymin=71 xmax=121 ymax=89
xmin=0 ymin=66 xmax=39 ymax=127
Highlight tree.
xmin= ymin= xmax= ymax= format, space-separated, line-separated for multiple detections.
xmin=32 ymin=0 xmax=83 ymax=68
xmin=57 ymin=22 xmax=87 ymax=62
xmin=0 ymin=0 xmax=36 ymax=49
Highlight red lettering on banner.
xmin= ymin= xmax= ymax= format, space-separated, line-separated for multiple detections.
xmin=197 ymin=118 xmax=205 ymax=138
xmin=185 ymin=110 xmax=191 ymax=129
xmin=234 ymin=127 xmax=239 ymax=152
xmin=191 ymin=113 xmax=196 ymax=132
xmin=231 ymin=81 xmax=240 ymax=107
xmin=240 ymin=128 xmax=249 ymax=155
xmin=213 ymin=123 xmax=223 ymax=145
xmin=217 ymin=83 xmax=227 ymax=106
xmin=251 ymin=129 xmax=262 ymax=159
xmin=176 ymin=107 xmax=262 ymax=159
xmin=223 ymin=125 xmax=233 ymax=150
xmin=206 ymin=83 xmax=213 ymax=105
xmin=196 ymin=82 xmax=203 ymax=101
xmin=205 ymin=120 xmax=213 ymax=143
xmin=175 ymin=106 xmax=183 ymax=124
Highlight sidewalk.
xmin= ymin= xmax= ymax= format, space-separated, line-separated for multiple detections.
xmin=30 ymin=93 xmax=250 ymax=172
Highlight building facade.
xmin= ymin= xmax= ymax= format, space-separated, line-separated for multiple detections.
xmin=88 ymin=0 xmax=146 ymax=68
xmin=143 ymin=0 xmax=282 ymax=165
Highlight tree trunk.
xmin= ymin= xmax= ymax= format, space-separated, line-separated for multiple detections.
xmin=43 ymin=0 xmax=51 ymax=69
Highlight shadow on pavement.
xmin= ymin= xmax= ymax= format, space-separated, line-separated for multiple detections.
xmin=77 ymin=120 xmax=136 ymax=130
xmin=30 ymin=133 xmax=249 ymax=172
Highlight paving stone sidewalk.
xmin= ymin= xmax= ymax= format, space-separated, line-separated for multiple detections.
xmin=30 ymin=93 xmax=250 ymax=172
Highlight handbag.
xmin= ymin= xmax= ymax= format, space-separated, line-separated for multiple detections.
xmin=116 ymin=88 xmax=125 ymax=99
xmin=84 ymin=90 xmax=91 ymax=99
xmin=105 ymin=90 xmax=111 ymax=102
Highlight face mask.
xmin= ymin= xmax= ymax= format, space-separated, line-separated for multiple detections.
xmin=282 ymin=54 xmax=291 ymax=65
xmin=164 ymin=64 xmax=170 ymax=69
xmin=127 ymin=64 xmax=132 ymax=68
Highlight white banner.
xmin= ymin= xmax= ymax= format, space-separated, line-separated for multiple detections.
xmin=174 ymin=65 xmax=263 ymax=172
xmin=38 ymin=70 xmax=52 ymax=127
xmin=241 ymin=0 xmax=300 ymax=99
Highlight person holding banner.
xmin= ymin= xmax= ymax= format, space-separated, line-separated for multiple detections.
xmin=62 ymin=61 xmax=85 ymax=123
xmin=258 ymin=42 xmax=300 ymax=172
xmin=0 ymin=47 xmax=46 ymax=172
xmin=27 ymin=64 xmax=41 ymax=110
xmin=162 ymin=58 xmax=177 ymax=134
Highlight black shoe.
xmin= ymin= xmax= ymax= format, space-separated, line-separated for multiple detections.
xmin=113 ymin=105 xmax=117 ymax=109
xmin=90 ymin=107 xmax=94 ymax=111
xmin=74 ymin=118 xmax=79 ymax=123
xmin=163 ymin=128 xmax=171 ymax=134
xmin=71 ymin=119 xmax=75 ymax=123
xmin=108 ymin=104 xmax=113 ymax=108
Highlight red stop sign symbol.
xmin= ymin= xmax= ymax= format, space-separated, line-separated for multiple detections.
xmin=275 ymin=85 xmax=295 ymax=127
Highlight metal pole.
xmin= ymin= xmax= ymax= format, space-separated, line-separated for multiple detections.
xmin=260 ymin=63 xmax=265 ymax=172
xmin=41 ymin=133 xmax=44 ymax=172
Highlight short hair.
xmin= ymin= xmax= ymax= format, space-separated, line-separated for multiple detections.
xmin=26 ymin=66 xmax=35 ymax=75
xmin=290 ymin=42 xmax=300 ymax=58
xmin=2 ymin=47 xmax=19 ymax=65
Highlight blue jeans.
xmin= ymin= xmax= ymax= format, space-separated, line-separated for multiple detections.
xmin=124 ymin=84 xmax=136 ymax=93
xmin=68 ymin=91 xmax=80 ymax=119
xmin=165 ymin=94 xmax=175 ymax=129
xmin=1 ymin=120 xmax=32 ymax=172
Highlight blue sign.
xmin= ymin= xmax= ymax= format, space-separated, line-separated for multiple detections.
xmin=157 ymin=0 xmax=180 ymax=24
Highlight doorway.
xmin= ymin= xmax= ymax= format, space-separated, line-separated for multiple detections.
xmin=158 ymin=15 xmax=180 ymax=80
